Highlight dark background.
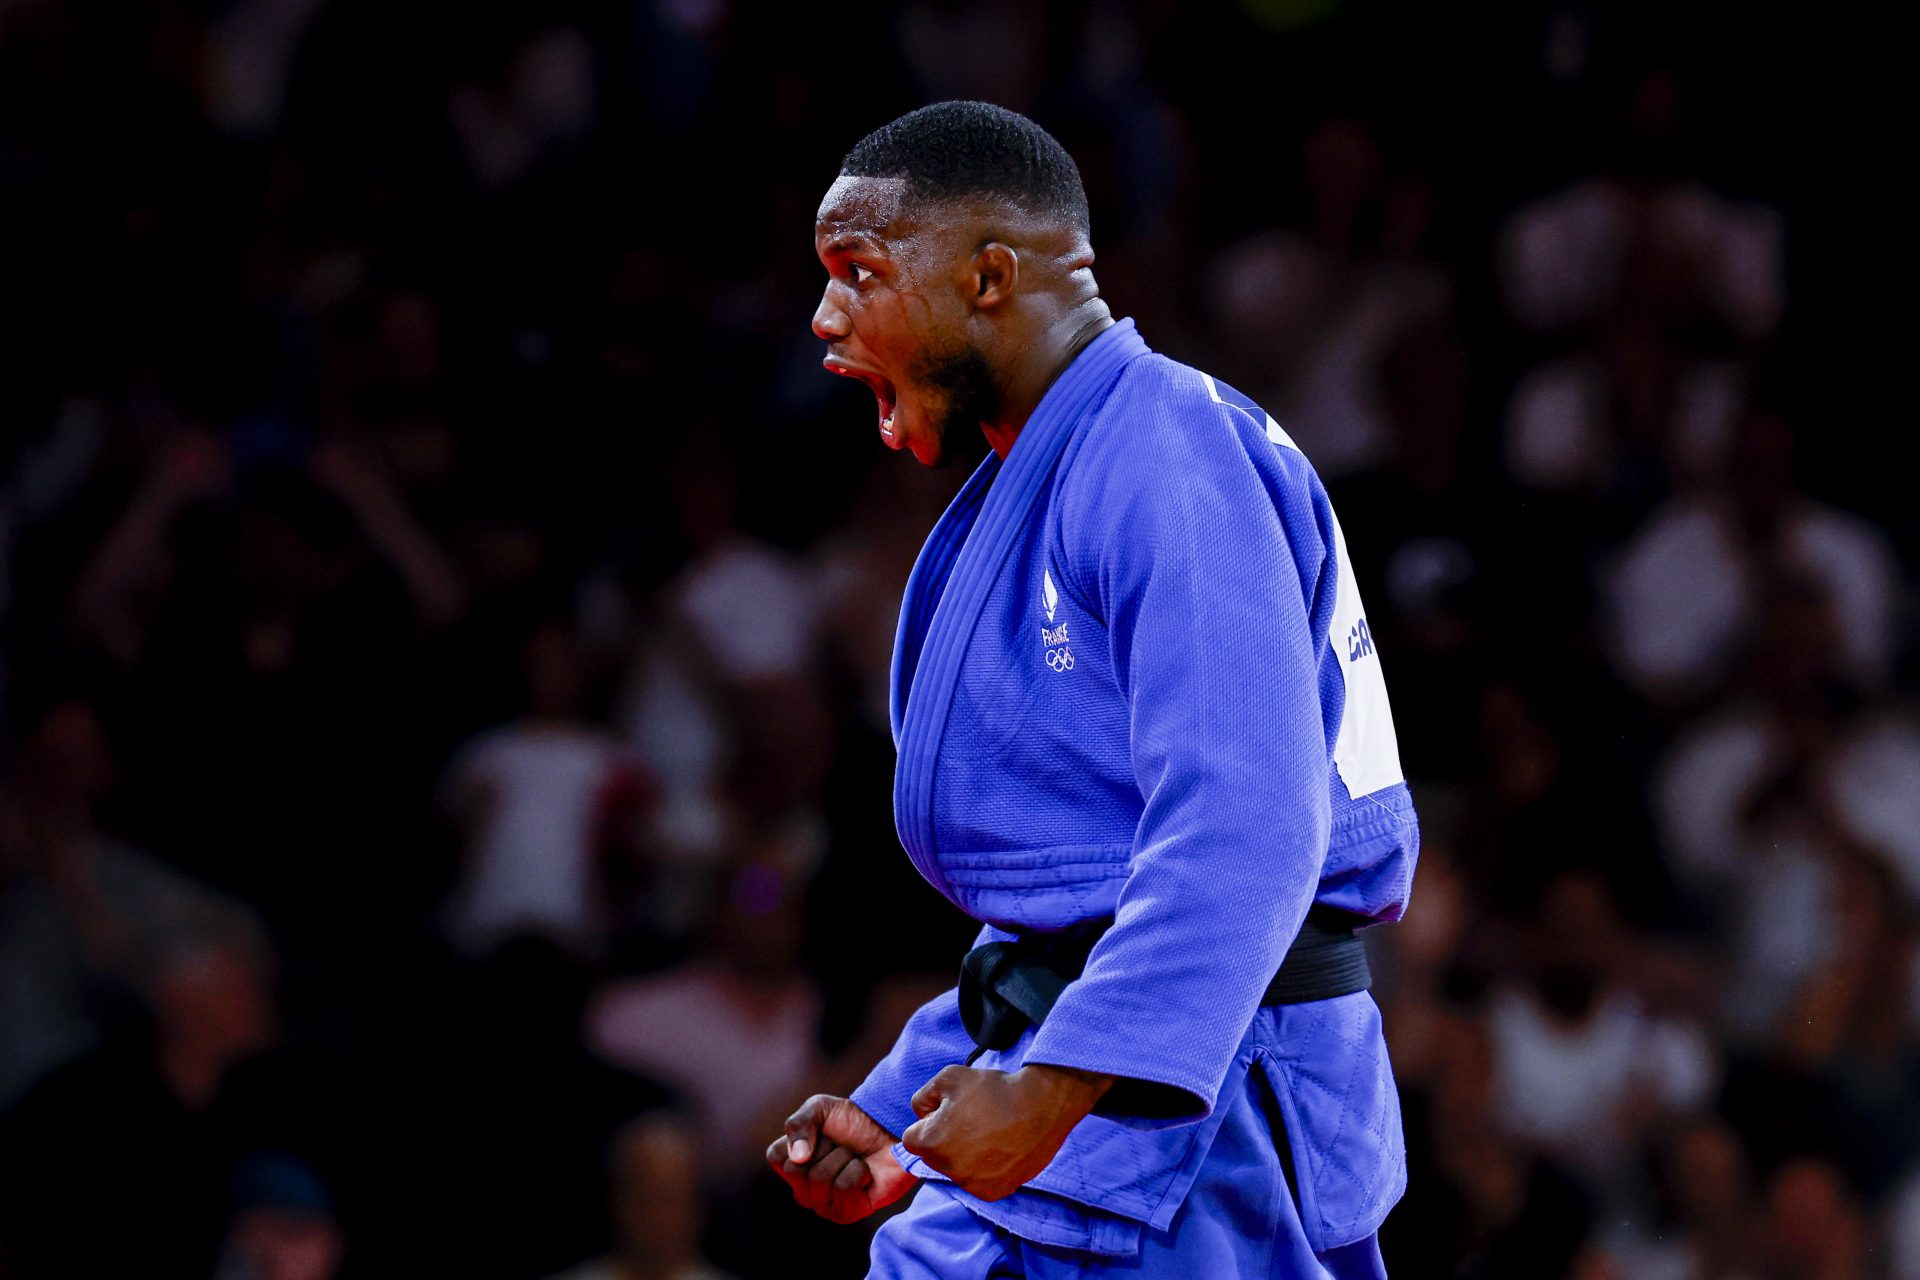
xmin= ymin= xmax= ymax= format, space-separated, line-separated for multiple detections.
xmin=0 ymin=2 xmax=1911 ymax=1277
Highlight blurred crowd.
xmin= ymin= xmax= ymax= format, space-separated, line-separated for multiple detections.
xmin=0 ymin=2 xmax=1908 ymax=1278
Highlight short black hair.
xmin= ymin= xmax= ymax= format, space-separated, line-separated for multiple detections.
xmin=841 ymin=100 xmax=1090 ymax=236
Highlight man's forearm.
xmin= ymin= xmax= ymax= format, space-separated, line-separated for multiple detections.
xmin=1020 ymin=1062 xmax=1116 ymax=1123
xmin=899 ymin=1062 xmax=1117 ymax=1201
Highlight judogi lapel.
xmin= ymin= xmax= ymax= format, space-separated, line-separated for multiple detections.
xmin=889 ymin=320 xmax=1148 ymax=904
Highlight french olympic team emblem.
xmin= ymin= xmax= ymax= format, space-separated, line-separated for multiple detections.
xmin=1040 ymin=567 xmax=1073 ymax=671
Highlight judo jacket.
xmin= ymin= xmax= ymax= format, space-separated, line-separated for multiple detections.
xmin=849 ymin=318 xmax=1420 ymax=1256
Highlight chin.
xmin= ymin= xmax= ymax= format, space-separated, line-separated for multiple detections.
xmin=888 ymin=413 xmax=943 ymax=467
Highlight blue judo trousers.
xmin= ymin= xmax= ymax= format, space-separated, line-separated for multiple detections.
xmin=854 ymin=320 xmax=1419 ymax=1278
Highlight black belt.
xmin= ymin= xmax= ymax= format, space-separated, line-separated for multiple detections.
xmin=958 ymin=904 xmax=1371 ymax=1056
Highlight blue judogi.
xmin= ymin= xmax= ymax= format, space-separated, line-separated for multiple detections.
xmin=852 ymin=320 xmax=1418 ymax=1276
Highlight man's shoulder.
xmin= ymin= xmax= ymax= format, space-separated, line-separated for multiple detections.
xmin=1099 ymin=347 xmax=1224 ymax=419
xmin=1060 ymin=349 xmax=1307 ymax=508
xmin=1079 ymin=349 xmax=1297 ymax=461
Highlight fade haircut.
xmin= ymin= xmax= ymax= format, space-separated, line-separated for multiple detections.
xmin=841 ymin=100 xmax=1091 ymax=237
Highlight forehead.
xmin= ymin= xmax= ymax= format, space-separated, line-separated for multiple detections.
xmin=814 ymin=174 xmax=911 ymax=247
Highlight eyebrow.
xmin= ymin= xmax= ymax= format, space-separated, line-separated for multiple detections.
xmin=819 ymin=234 xmax=884 ymax=257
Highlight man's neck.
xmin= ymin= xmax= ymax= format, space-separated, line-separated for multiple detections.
xmin=981 ymin=301 xmax=1115 ymax=459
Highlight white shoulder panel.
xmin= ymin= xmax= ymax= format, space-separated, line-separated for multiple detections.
xmin=1209 ymin=369 xmax=1406 ymax=798
xmin=1327 ymin=509 xmax=1405 ymax=797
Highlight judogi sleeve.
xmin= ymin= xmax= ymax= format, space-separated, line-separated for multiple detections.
xmin=1024 ymin=401 xmax=1335 ymax=1127
xmin=849 ymin=925 xmax=1001 ymax=1138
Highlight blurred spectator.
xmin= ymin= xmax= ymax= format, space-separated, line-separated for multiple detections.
xmin=1493 ymin=60 xmax=1787 ymax=362
xmin=1606 ymin=1118 xmax=1764 ymax=1280
xmin=1486 ymin=873 xmax=1715 ymax=1183
xmin=1385 ymin=1010 xmax=1593 ymax=1279
xmin=1497 ymin=156 xmax=1785 ymax=343
xmin=1458 ymin=680 xmax=1669 ymax=925
xmin=1603 ymin=408 xmax=1898 ymax=709
xmin=1728 ymin=849 xmax=1920 ymax=1203
xmin=63 ymin=427 xmax=232 ymax=670
xmin=546 ymin=1110 xmax=740 ymax=1280
xmin=0 ymin=697 xmax=269 ymax=1107
xmin=0 ymin=903 xmax=305 ymax=1275
xmin=616 ymin=442 xmax=840 ymax=882
xmin=589 ymin=857 xmax=822 ymax=1179
xmin=447 ymin=25 xmax=599 ymax=192
xmin=666 ymin=447 xmax=826 ymax=689
xmin=1206 ymin=118 xmax=1453 ymax=479
xmin=439 ymin=616 xmax=653 ymax=959
xmin=215 ymin=1152 xmax=346 ymax=1280
xmin=395 ymin=935 xmax=676 ymax=1277
xmin=1762 ymin=1158 xmax=1870 ymax=1280
xmin=1502 ymin=338 xmax=1747 ymax=504
xmin=1655 ymin=572 xmax=1920 ymax=940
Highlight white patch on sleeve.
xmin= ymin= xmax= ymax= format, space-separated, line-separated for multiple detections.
xmin=1207 ymin=366 xmax=1404 ymax=797
xmin=1202 ymin=370 xmax=1300 ymax=452
xmin=1264 ymin=413 xmax=1298 ymax=451
xmin=1329 ymin=510 xmax=1405 ymax=797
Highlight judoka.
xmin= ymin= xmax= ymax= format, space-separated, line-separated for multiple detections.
xmin=767 ymin=100 xmax=1420 ymax=1279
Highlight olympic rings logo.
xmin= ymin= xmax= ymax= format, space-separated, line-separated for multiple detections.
xmin=1045 ymin=647 xmax=1075 ymax=672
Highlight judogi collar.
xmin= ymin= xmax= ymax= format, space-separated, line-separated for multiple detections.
xmin=889 ymin=318 xmax=1150 ymax=900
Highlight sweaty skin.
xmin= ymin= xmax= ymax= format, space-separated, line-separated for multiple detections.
xmin=810 ymin=175 xmax=1114 ymax=465
xmin=769 ymin=176 xmax=1120 ymax=1220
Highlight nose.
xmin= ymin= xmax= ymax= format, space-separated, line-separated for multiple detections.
xmin=812 ymin=288 xmax=849 ymax=341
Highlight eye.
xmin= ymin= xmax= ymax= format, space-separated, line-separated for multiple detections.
xmin=850 ymin=263 xmax=875 ymax=287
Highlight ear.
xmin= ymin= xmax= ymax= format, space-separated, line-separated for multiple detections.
xmin=969 ymin=243 xmax=1018 ymax=310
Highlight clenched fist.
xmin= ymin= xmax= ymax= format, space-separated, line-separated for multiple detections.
xmin=901 ymin=1063 xmax=1113 ymax=1202
xmin=767 ymin=1095 xmax=916 ymax=1224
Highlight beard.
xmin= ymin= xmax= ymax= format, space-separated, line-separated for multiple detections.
xmin=909 ymin=340 xmax=1000 ymax=467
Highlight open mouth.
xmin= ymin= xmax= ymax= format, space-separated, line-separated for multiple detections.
xmin=824 ymin=357 xmax=899 ymax=445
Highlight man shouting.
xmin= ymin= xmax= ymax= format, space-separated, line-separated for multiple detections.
xmin=769 ymin=100 xmax=1419 ymax=1279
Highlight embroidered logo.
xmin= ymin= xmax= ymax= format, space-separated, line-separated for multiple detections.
xmin=1039 ymin=566 xmax=1073 ymax=672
